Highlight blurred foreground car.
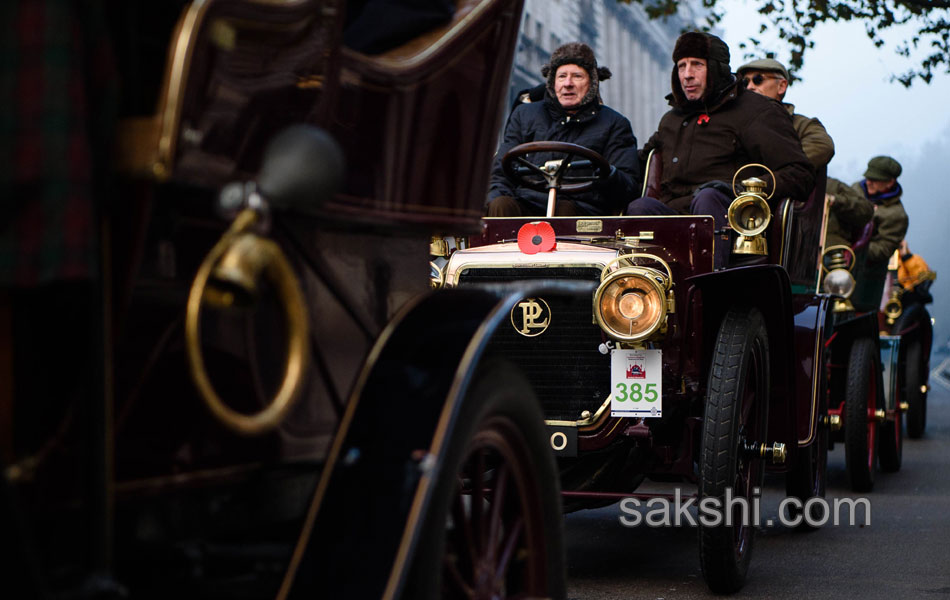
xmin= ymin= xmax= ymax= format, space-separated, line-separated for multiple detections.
xmin=2 ymin=1 xmax=569 ymax=598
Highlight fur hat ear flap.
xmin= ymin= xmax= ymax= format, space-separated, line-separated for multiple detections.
xmin=597 ymin=66 xmax=612 ymax=82
xmin=541 ymin=64 xmax=551 ymax=78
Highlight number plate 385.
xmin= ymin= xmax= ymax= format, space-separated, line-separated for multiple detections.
xmin=610 ymin=348 xmax=662 ymax=418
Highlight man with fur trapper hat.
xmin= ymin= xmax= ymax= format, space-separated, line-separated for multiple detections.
xmin=487 ymin=42 xmax=639 ymax=216
xmin=626 ymin=32 xmax=814 ymax=268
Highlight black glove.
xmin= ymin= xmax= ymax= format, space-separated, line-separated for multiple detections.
xmin=594 ymin=164 xmax=617 ymax=186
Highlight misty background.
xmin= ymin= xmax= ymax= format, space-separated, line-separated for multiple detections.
xmin=719 ymin=2 xmax=950 ymax=354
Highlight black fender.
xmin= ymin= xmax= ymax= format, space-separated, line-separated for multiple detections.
xmin=827 ymin=310 xmax=884 ymax=414
xmin=829 ymin=309 xmax=880 ymax=351
xmin=687 ymin=265 xmax=798 ymax=461
xmin=279 ymin=281 xmax=592 ymax=600
xmin=790 ymin=293 xmax=835 ymax=456
xmin=892 ymin=303 xmax=933 ymax=349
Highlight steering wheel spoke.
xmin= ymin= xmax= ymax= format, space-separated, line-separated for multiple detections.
xmin=502 ymin=141 xmax=611 ymax=194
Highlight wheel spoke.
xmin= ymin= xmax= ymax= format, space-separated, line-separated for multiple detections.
xmin=487 ymin=462 xmax=511 ymax=560
xmin=472 ymin=448 xmax=487 ymax=553
xmin=452 ymin=476 xmax=477 ymax=581
xmin=552 ymin=153 xmax=574 ymax=181
xmin=514 ymin=156 xmax=549 ymax=186
xmin=443 ymin=551 xmax=476 ymax=599
xmin=495 ymin=516 xmax=524 ymax=582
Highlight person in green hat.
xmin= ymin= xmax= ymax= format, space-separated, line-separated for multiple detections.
xmin=737 ymin=58 xmax=874 ymax=255
xmin=845 ymin=155 xmax=910 ymax=310
xmin=857 ymin=155 xmax=908 ymax=265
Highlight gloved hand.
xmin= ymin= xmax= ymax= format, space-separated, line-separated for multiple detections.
xmin=594 ymin=164 xmax=617 ymax=186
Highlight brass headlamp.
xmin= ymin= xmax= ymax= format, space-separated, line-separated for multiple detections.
xmin=820 ymin=245 xmax=857 ymax=312
xmin=594 ymin=254 xmax=674 ymax=344
xmin=728 ymin=165 xmax=775 ymax=256
xmin=883 ymin=290 xmax=903 ymax=323
xmin=884 ymin=270 xmax=936 ymax=324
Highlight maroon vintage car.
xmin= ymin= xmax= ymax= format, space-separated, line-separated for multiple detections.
xmin=819 ymin=222 xmax=934 ymax=493
xmin=436 ymin=148 xmax=836 ymax=592
xmin=3 ymin=1 xmax=570 ymax=598
xmin=880 ymin=253 xmax=935 ymax=439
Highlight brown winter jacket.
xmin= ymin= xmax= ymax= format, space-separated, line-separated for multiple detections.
xmin=786 ymin=103 xmax=835 ymax=170
xmin=640 ymin=82 xmax=815 ymax=213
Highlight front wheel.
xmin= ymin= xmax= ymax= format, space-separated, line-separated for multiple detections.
xmin=844 ymin=337 xmax=880 ymax=492
xmin=699 ymin=307 xmax=770 ymax=594
xmin=405 ymin=360 xmax=565 ymax=600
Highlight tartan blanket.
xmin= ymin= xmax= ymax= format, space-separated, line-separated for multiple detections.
xmin=0 ymin=0 xmax=116 ymax=287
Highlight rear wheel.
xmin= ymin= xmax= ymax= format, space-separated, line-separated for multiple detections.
xmin=405 ymin=360 xmax=565 ymax=600
xmin=904 ymin=337 xmax=927 ymax=439
xmin=878 ymin=350 xmax=903 ymax=473
xmin=844 ymin=337 xmax=880 ymax=492
xmin=699 ymin=307 xmax=769 ymax=594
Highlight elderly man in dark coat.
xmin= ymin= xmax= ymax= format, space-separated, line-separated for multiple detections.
xmin=627 ymin=32 xmax=814 ymax=268
xmin=487 ymin=42 xmax=640 ymax=216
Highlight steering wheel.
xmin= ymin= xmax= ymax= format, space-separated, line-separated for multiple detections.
xmin=502 ymin=141 xmax=611 ymax=194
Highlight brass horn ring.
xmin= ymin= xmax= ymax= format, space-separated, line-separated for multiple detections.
xmin=731 ymin=163 xmax=776 ymax=199
xmin=185 ymin=209 xmax=309 ymax=435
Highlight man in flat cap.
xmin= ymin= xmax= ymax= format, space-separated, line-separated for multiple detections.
xmin=857 ymin=155 xmax=908 ymax=264
xmin=843 ymin=155 xmax=910 ymax=310
xmin=626 ymin=32 xmax=814 ymax=268
xmin=737 ymin=58 xmax=835 ymax=170
xmin=737 ymin=58 xmax=874 ymax=252
xmin=487 ymin=42 xmax=639 ymax=216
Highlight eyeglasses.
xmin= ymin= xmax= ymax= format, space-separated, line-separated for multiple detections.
xmin=741 ymin=73 xmax=783 ymax=86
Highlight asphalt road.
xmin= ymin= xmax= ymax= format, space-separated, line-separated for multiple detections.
xmin=564 ymin=354 xmax=950 ymax=600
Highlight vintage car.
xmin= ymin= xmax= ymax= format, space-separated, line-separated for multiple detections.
xmin=881 ymin=252 xmax=936 ymax=438
xmin=817 ymin=219 xmax=926 ymax=491
xmin=434 ymin=143 xmax=836 ymax=593
xmin=815 ymin=243 xmax=897 ymax=493
xmin=3 ymin=1 xmax=570 ymax=598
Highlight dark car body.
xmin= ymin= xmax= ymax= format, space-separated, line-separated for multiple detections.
xmin=3 ymin=1 xmax=570 ymax=598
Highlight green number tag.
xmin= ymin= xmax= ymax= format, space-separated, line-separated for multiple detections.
xmin=610 ymin=349 xmax=663 ymax=417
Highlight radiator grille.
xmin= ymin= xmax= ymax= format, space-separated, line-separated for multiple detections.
xmin=458 ymin=267 xmax=609 ymax=421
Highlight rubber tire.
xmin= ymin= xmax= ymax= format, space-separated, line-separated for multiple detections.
xmin=785 ymin=344 xmax=828 ymax=530
xmin=878 ymin=349 xmax=903 ymax=473
xmin=404 ymin=359 xmax=565 ymax=600
xmin=844 ymin=337 xmax=879 ymax=493
xmin=904 ymin=337 xmax=927 ymax=439
xmin=699 ymin=307 xmax=770 ymax=594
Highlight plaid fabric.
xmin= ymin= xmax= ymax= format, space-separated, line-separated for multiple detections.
xmin=0 ymin=0 xmax=116 ymax=287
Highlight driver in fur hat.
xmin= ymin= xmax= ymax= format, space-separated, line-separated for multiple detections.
xmin=487 ymin=42 xmax=639 ymax=216
xmin=626 ymin=32 xmax=814 ymax=268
